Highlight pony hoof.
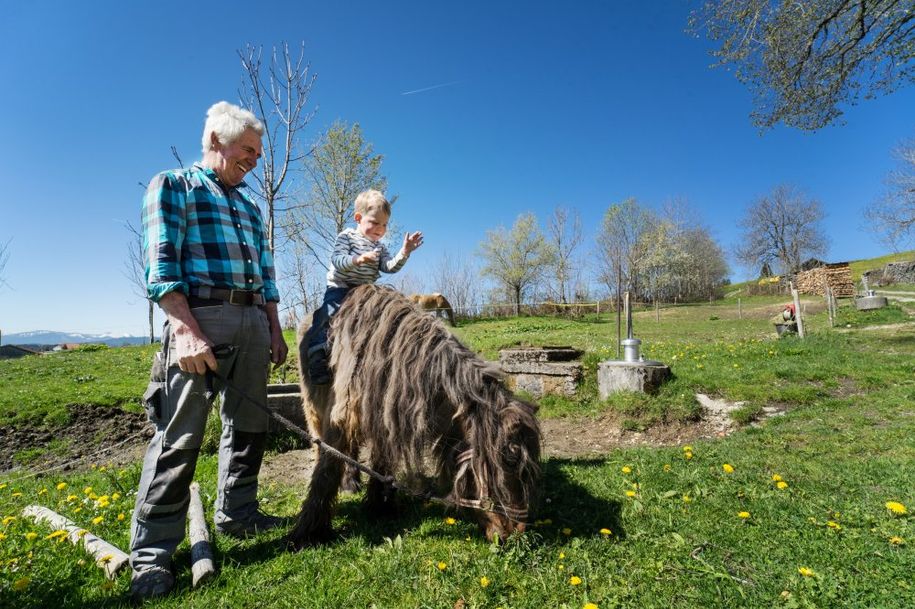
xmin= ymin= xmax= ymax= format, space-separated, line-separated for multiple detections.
xmin=286 ymin=528 xmax=336 ymax=550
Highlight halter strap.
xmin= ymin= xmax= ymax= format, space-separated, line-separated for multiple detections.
xmin=452 ymin=448 xmax=529 ymax=522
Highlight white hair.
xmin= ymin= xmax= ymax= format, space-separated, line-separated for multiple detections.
xmin=201 ymin=101 xmax=264 ymax=156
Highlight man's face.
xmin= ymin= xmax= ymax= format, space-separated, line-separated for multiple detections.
xmin=212 ymin=128 xmax=262 ymax=187
xmin=355 ymin=211 xmax=389 ymax=242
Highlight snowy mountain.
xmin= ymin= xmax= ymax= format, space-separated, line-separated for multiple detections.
xmin=1 ymin=330 xmax=154 ymax=347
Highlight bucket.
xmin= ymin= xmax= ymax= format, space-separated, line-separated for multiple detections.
xmin=774 ymin=323 xmax=797 ymax=337
xmin=621 ymin=338 xmax=642 ymax=362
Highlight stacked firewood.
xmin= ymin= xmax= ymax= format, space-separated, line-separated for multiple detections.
xmin=793 ymin=263 xmax=855 ymax=296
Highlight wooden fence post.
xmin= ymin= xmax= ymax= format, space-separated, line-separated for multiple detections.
xmin=790 ymin=281 xmax=806 ymax=338
xmin=738 ymin=298 xmax=742 ymax=320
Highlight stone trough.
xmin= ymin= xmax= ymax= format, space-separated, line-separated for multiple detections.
xmin=498 ymin=346 xmax=583 ymax=398
xmin=266 ymin=383 xmax=307 ymax=433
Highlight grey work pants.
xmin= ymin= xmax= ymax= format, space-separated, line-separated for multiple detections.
xmin=129 ymin=302 xmax=271 ymax=571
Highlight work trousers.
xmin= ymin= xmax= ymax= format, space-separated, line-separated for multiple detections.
xmin=129 ymin=302 xmax=271 ymax=571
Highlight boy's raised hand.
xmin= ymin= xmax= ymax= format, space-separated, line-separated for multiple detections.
xmin=403 ymin=231 xmax=424 ymax=254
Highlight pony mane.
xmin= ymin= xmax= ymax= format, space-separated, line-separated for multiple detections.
xmin=328 ymin=284 xmax=540 ymax=509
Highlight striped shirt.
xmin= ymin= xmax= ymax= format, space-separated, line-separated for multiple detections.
xmin=142 ymin=164 xmax=279 ymax=303
xmin=326 ymin=227 xmax=409 ymax=288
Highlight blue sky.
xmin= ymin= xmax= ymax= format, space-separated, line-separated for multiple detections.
xmin=1 ymin=1 xmax=913 ymax=336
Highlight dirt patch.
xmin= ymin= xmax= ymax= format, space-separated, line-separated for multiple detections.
xmin=0 ymin=404 xmax=152 ymax=474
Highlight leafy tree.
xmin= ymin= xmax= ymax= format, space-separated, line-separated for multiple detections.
xmin=281 ymin=121 xmax=388 ymax=319
xmin=595 ymin=198 xmax=656 ymax=298
xmin=546 ymin=206 xmax=583 ymax=304
xmin=867 ymin=138 xmax=915 ymax=249
xmin=478 ymin=213 xmax=553 ymax=316
xmin=238 ymin=41 xmax=317 ymax=254
xmin=691 ymin=0 xmax=915 ymax=130
xmin=735 ymin=184 xmax=829 ymax=274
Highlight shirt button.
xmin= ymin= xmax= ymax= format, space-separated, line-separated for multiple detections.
xmin=236 ymin=223 xmax=241 ymax=228
xmin=247 ymin=259 xmax=252 ymax=264
xmin=248 ymin=279 xmax=253 ymax=283
xmin=242 ymin=241 xmax=246 ymax=245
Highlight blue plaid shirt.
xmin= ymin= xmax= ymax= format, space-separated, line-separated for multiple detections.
xmin=142 ymin=164 xmax=280 ymax=303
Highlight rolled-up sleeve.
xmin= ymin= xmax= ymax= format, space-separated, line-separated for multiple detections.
xmin=142 ymin=173 xmax=188 ymax=302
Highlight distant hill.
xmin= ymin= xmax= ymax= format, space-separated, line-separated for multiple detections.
xmin=1 ymin=330 xmax=155 ymax=347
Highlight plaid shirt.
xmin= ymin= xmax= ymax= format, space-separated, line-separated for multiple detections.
xmin=142 ymin=164 xmax=279 ymax=303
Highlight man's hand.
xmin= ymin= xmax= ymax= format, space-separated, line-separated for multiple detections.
xmin=159 ymin=291 xmax=216 ymax=375
xmin=402 ymin=231 xmax=424 ymax=254
xmin=263 ymin=301 xmax=288 ymax=367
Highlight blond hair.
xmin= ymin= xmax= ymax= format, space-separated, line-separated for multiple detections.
xmin=354 ymin=189 xmax=391 ymax=217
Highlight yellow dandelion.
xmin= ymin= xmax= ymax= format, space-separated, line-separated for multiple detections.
xmin=88 ymin=493 xmax=98 ymax=500
xmin=798 ymin=567 xmax=815 ymax=577
xmin=92 ymin=516 xmax=104 ymax=525
xmin=684 ymin=452 xmax=693 ymax=460
xmin=83 ymin=486 xmax=92 ymax=495
xmin=38 ymin=488 xmax=48 ymax=495
xmin=77 ymin=529 xmax=88 ymax=538
xmin=436 ymin=561 xmax=447 ymax=571
xmin=621 ymin=466 xmax=632 ymax=474
xmin=98 ymin=553 xmax=114 ymax=564
xmin=479 ymin=576 xmax=490 ymax=587
xmin=0 ymin=483 xmax=5 ymax=490
xmin=0 ymin=532 xmax=6 ymax=541
xmin=722 ymin=464 xmax=734 ymax=473
xmin=558 ymin=564 xmax=565 ymax=570
xmin=562 ymin=527 xmax=572 ymax=536
xmin=559 ymin=552 xmax=566 ymax=559
xmin=12 ymin=577 xmax=30 ymax=592
xmin=444 ymin=517 xmax=456 ymax=525
xmin=56 ymin=482 xmax=67 ymax=490
xmin=738 ymin=511 xmax=750 ymax=519
xmin=569 ymin=576 xmax=582 ymax=586
xmin=111 ymin=492 xmax=121 ymax=501
xmin=2 ymin=516 xmax=16 ymax=525
xmin=584 ymin=604 xmax=599 ymax=609
xmin=682 ymin=445 xmax=693 ymax=452
xmin=889 ymin=536 xmax=904 ymax=545
xmin=663 ymin=464 xmax=671 ymax=472
xmin=771 ymin=474 xmax=782 ymax=482
xmin=117 ymin=513 xmax=126 ymax=521
xmin=682 ymin=495 xmax=692 ymax=503
xmin=625 ymin=490 xmax=636 ymax=498
xmin=885 ymin=501 xmax=907 ymax=516
xmin=99 ymin=466 xmax=107 ymax=472
xmin=826 ymin=521 xmax=841 ymax=530
xmin=776 ymin=481 xmax=789 ymax=490
xmin=45 ymin=530 xmax=68 ymax=541
xmin=66 ymin=494 xmax=77 ymax=502
xmin=25 ymin=532 xmax=38 ymax=541
xmin=11 ymin=492 xmax=22 ymax=498
xmin=73 ymin=507 xmax=82 ymax=513
xmin=733 ymin=363 xmax=739 ymax=368
xmin=599 ymin=528 xmax=612 ymax=536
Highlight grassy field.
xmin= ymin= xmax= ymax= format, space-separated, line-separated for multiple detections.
xmin=0 ymin=297 xmax=913 ymax=607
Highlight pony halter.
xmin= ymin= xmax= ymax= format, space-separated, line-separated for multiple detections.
xmin=452 ymin=449 xmax=529 ymax=522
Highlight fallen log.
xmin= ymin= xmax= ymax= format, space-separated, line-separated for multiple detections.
xmin=188 ymin=482 xmax=215 ymax=587
xmin=22 ymin=504 xmax=129 ymax=579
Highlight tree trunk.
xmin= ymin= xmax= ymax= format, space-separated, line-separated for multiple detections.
xmin=147 ymin=299 xmax=155 ymax=344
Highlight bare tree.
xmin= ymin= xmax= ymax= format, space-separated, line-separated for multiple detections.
xmin=691 ymin=0 xmax=915 ymax=130
xmin=123 ymin=221 xmax=156 ymax=344
xmin=430 ymin=250 xmax=482 ymax=319
xmin=238 ymin=41 xmax=317 ymax=254
xmin=736 ymin=184 xmax=829 ymax=275
xmin=546 ymin=206 xmax=583 ymax=304
xmin=867 ymin=139 xmax=915 ymax=249
xmin=0 ymin=238 xmax=10 ymax=289
xmin=595 ymin=198 xmax=656 ymax=298
xmin=478 ymin=213 xmax=553 ymax=316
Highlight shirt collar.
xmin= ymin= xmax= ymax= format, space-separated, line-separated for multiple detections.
xmin=193 ymin=162 xmax=249 ymax=190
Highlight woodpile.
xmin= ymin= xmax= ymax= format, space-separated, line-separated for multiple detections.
xmin=793 ymin=263 xmax=855 ymax=297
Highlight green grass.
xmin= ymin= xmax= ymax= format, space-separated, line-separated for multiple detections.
xmin=1 ymin=297 xmax=913 ymax=607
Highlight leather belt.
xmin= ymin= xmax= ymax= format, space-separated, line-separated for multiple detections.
xmin=188 ymin=287 xmax=265 ymax=307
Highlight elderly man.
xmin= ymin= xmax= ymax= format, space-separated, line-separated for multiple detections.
xmin=130 ymin=101 xmax=289 ymax=600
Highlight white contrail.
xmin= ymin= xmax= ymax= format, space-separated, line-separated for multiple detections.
xmin=401 ymin=80 xmax=462 ymax=96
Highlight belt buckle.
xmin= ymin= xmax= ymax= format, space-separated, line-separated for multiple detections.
xmin=228 ymin=289 xmax=248 ymax=305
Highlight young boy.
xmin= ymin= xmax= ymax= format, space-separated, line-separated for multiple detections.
xmin=305 ymin=189 xmax=423 ymax=384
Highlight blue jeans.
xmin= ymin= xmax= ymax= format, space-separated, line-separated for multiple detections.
xmin=305 ymin=286 xmax=351 ymax=357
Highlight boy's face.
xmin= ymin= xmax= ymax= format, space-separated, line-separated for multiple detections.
xmin=355 ymin=210 xmax=389 ymax=242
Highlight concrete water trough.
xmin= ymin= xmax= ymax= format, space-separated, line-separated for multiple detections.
xmin=855 ymin=290 xmax=888 ymax=311
xmin=266 ymin=383 xmax=306 ymax=433
xmin=499 ymin=346 xmax=583 ymax=398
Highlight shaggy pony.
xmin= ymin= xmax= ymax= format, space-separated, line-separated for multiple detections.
xmin=409 ymin=292 xmax=456 ymax=325
xmin=289 ymin=285 xmax=541 ymax=548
